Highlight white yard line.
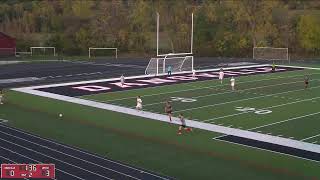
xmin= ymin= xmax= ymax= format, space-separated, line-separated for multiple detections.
xmin=301 ymin=134 xmax=320 ymax=141
xmin=249 ymin=111 xmax=320 ymax=131
xmin=203 ymin=95 xmax=320 ymax=123
xmin=177 ymin=85 xmax=320 ymax=114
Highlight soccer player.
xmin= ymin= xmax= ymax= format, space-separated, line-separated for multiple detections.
xmin=165 ymin=101 xmax=172 ymax=122
xmin=167 ymin=65 xmax=173 ymax=76
xmin=304 ymin=75 xmax=309 ymax=89
xmin=136 ymin=96 xmax=142 ymax=110
xmin=177 ymin=113 xmax=192 ymax=135
xmin=219 ymin=68 xmax=224 ymax=84
xmin=230 ymin=76 xmax=235 ymax=91
xmin=192 ymin=69 xmax=196 ymax=78
xmin=120 ymin=74 xmax=125 ymax=87
xmin=272 ymin=62 xmax=276 ymax=73
xmin=0 ymin=89 xmax=3 ymax=105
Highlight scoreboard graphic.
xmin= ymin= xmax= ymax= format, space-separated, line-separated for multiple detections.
xmin=1 ymin=164 xmax=55 ymax=179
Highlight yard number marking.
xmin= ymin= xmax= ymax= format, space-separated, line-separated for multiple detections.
xmin=171 ymin=97 xmax=197 ymax=103
xmin=235 ymin=107 xmax=272 ymax=115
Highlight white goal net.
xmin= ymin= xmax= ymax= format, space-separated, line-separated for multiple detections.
xmin=145 ymin=55 xmax=194 ymax=75
xmin=253 ymin=47 xmax=289 ymax=61
xmin=30 ymin=47 xmax=56 ymax=56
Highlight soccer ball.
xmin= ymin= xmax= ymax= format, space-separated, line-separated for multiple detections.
xmin=59 ymin=113 xmax=63 ymax=117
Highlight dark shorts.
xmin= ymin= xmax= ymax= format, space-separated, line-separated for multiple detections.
xmin=181 ymin=124 xmax=186 ymax=128
xmin=167 ymin=111 xmax=172 ymax=114
xmin=305 ymin=81 xmax=309 ymax=85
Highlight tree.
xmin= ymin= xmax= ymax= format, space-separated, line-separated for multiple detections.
xmin=297 ymin=14 xmax=320 ymax=53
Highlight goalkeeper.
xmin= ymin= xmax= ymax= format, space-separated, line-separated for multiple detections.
xmin=167 ymin=65 xmax=173 ymax=76
xmin=272 ymin=62 xmax=276 ymax=72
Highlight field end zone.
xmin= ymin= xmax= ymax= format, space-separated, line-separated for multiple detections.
xmin=12 ymin=64 xmax=320 ymax=162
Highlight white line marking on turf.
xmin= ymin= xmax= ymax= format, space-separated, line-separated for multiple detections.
xmin=0 ymin=146 xmax=85 ymax=180
xmin=0 ymin=131 xmax=140 ymax=180
xmin=0 ymin=124 xmax=167 ymax=180
xmin=202 ymin=93 xmax=320 ymax=123
xmin=103 ymin=72 xmax=320 ymax=102
xmin=0 ymin=119 xmax=8 ymax=123
xmin=248 ymin=111 xmax=320 ymax=131
xmin=301 ymin=133 xmax=320 ymax=141
xmin=0 ymin=137 xmax=113 ymax=180
xmin=180 ymin=86 xmax=320 ymax=114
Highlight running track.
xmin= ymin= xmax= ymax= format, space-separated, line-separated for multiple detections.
xmin=0 ymin=123 xmax=172 ymax=180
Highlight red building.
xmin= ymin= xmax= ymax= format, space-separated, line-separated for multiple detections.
xmin=0 ymin=32 xmax=16 ymax=57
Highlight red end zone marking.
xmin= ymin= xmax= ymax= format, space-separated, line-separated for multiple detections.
xmin=35 ymin=66 xmax=304 ymax=97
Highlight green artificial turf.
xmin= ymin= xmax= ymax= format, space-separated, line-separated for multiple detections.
xmin=3 ymin=67 xmax=320 ymax=179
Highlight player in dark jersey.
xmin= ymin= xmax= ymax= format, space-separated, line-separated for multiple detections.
xmin=177 ymin=113 xmax=192 ymax=135
xmin=165 ymin=101 xmax=172 ymax=122
xmin=304 ymin=75 xmax=309 ymax=89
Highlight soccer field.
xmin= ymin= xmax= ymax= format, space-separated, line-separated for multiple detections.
xmin=82 ymin=67 xmax=320 ymax=147
xmin=7 ymin=64 xmax=320 ymax=179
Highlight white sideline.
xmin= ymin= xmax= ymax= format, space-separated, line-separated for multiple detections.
xmin=13 ymin=87 xmax=320 ymax=155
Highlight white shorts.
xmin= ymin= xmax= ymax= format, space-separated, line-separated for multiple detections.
xmin=231 ymin=83 xmax=235 ymax=87
xmin=219 ymin=76 xmax=224 ymax=80
xmin=136 ymin=104 xmax=142 ymax=109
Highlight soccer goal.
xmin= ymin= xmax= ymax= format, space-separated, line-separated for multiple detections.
xmin=30 ymin=47 xmax=56 ymax=56
xmin=253 ymin=47 xmax=289 ymax=63
xmin=88 ymin=48 xmax=118 ymax=59
xmin=145 ymin=54 xmax=194 ymax=75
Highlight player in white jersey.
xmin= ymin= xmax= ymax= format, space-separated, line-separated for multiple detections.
xmin=192 ymin=69 xmax=196 ymax=78
xmin=0 ymin=89 xmax=3 ymax=105
xmin=120 ymin=74 xmax=125 ymax=87
xmin=219 ymin=68 xmax=224 ymax=84
xmin=136 ymin=96 xmax=142 ymax=110
xmin=230 ymin=76 xmax=235 ymax=91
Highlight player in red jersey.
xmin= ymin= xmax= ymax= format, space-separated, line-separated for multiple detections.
xmin=165 ymin=101 xmax=172 ymax=122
